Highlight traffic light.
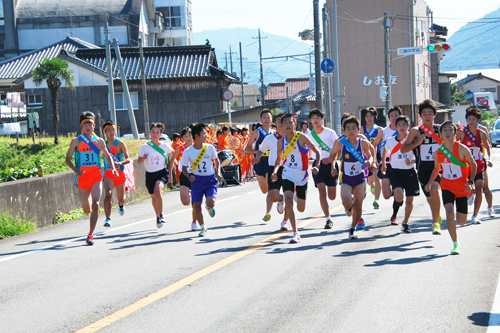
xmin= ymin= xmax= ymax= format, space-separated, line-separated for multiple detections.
xmin=380 ymin=85 xmax=388 ymax=100
xmin=427 ymin=42 xmax=452 ymax=53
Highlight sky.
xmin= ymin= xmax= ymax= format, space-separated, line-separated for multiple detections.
xmin=192 ymin=0 xmax=500 ymax=41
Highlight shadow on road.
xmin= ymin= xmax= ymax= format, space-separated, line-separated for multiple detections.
xmin=365 ymin=253 xmax=448 ymax=266
xmin=468 ymin=312 xmax=493 ymax=326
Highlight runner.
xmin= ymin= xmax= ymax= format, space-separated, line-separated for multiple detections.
xmin=401 ymin=100 xmax=443 ymax=235
xmin=170 ymin=127 xmax=198 ymax=231
xmin=456 ymin=106 xmax=492 ymax=224
xmin=330 ymin=115 xmax=374 ymax=240
xmin=425 ymin=120 xmax=476 ymax=255
xmin=306 ymin=108 xmax=339 ymax=229
xmin=256 ymin=112 xmax=288 ymax=229
xmin=65 ymin=111 xmax=119 ymax=245
xmin=240 ymin=127 xmax=251 ymax=180
xmin=171 ymin=133 xmax=183 ymax=186
xmin=272 ymin=113 xmax=320 ymax=243
xmin=301 ymin=121 xmax=311 ymax=135
xmin=361 ymin=107 xmax=384 ymax=209
xmin=102 ymin=120 xmax=131 ymax=228
xmin=138 ymin=122 xmax=173 ymax=229
xmin=378 ymin=106 xmax=401 ymax=201
xmin=380 ymin=116 xmax=419 ymax=233
xmin=479 ymin=124 xmax=495 ymax=218
xmin=245 ymin=109 xmax=273 ymax=195
xmin=181 ymin=122 xmax=223 ymax=237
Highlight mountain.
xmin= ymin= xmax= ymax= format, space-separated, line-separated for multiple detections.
xmin=440 ymin=7 xmax=500 ymax=72
xmin=194 ymin=28 xmax=313 ymax=85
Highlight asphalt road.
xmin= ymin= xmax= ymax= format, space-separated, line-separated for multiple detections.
xmin=1 ymin=149 xmax=500 ymax=333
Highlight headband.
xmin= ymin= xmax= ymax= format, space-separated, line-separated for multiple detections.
xmin=466 ymin=112 xmax=480 ymax=120
xmin=103 ymin=124 xmax=115 ymax=132
xmin=81 ymin=118 xmax=95 ymax=126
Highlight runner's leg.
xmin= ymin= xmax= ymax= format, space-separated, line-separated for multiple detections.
xmin=473 ymin=179 xmax=484 ymax=216
xmin=317 ymin=182 xmax=330 ymax=218
xmin=284 ymin=190 xmax=296 ymax=232
xmin=180 ymin=186 xmax=191 ymax=206
xmin=103 ymin=178 xmax=114 ymax=219
xmin=351 ymin=183 xmax=365 ymax=228
xmin=152 ymin=180 xmax=165 ymax=216
xmin=381 ymin=178 xmax=392 ymax=200
xmin=445 ymin=202 xmax=457 ymax=242
xmin=427 ymin=181 xmax=441 ymax=223
xmin=89 ymin=181 xmax=102 ymax=236
xmin=374 ymin=173 xmax=381 ymax=201
xmin=257 ymin=175 xmax=268 ymax=194
xmin=403 ymin=196 xmax=414 ymax=224
xmin=116 ymin=183 xmax=126 ymax=206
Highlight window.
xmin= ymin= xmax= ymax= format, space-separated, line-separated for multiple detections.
xmin=114 ymin=92 xmax=138 ymax=110
xmin=480 ymin=87 xmax=496 ymax=93
xmin=157 ymin=6 xmax=182 ymax=28
xmin=27 ymin=94 xmax=42 ymax=105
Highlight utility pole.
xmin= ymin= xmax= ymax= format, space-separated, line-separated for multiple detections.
xmin=332 ymin=0 xmax=341 ymax=135
xmin=104 ymin=20 xmax=116 ymax=126
xmin=239 ymin=42 xmax=245 ymax=110
xmin=224 ymin=51 xmax=228 ymax=71
xmin=253 ymin=28 xmax=267 ymax=106
xmin=384 ymin=13 xmax=392 ymax=114
xmin=230 ymin=45 xmax=234 ymax=75
xmin=313 ymin=0 xmax=323 ymax=111
xmin=138 ymin=37 xmax=150 ymax=139
xmin=322 ymin=5 xmax=332 ymax=128
xmin=112 ymin=38 xmax=139 ymax=139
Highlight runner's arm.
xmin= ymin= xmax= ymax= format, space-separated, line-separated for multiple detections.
xmin=99 ymin=138 xmax=117 ymax=172
xmin=401 ymin=128 xmax=421 ymax=154
xmin=372 ymin=130 xmax=384 ymax=148
xmin=273 ymin=140 xmax=283 ymax=175
xmin=244 ymin=131 xmax=259 ymax=155
xmin=213 ymin=156 xmax=222 ymax=181
xmin=380 ymin=144 xmax=389 ymax=174
xmin=424 ymin=151 xmax=441 ymax=191
xmin=117 ymin=141 xmax=131 ymax=166
xmin=301 ymin=135 xmax=321 ymax=166
xmin=362 ymin=139 xmax=374 ymax=169
xmin=460 ymin=144 xmax=477 ymax=181
xmin=65 ymin=137 xmax=82 ymax=176
xmin=170 ymin=147 xmax=180 ymax=175
xmin=480 ymin=130 xmax=492 ymax=163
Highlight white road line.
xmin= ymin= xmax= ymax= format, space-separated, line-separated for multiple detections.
xmin=488 ymin=274 xmax=500 ymax=332
xmin=0 ymin=195 xmax=242 ymax=264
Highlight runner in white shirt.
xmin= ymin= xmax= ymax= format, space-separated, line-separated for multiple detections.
xmin=306 ymin=108 xmax=339 ymax=229
xmin=138 ymin=122 xmax=173 ymax=228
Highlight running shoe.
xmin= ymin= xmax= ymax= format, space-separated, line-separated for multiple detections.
xmin=471 ymin=215 xmax=482 ymax=224
xmin=262 ymin=213 xmax=271 ymax=222
xmin=390 ymin=217 xmax=398 ymax=226
xmin=277 ymin=194 xmax=285 ymax=214
xmin=118 ymin=205 xmax=125 ymax=216
xmin=175 ymin=183 xmax=180 ymax=187
xmin=324 ymin=219 xmax=333 ymax=229
xmin=280 ymin=220 xmax=288 ymax=231
xmin=207 ymin=207 xmax=216 ymax=218
xmin=373 ymin=199 xmax=379 ymax=210
xmin=199 ymin=228 xmax=208 ymax=237
xmin=402 ymin=223 xmax=411 ymax=233
xmin=348 ymin=228 xmax=358 ymax=240
xmin=289 ymin=232 xmax=300 ymax=244
xmin=191 ymin=222 xmax=198 ymax=231
xmin=370 ymin=185 xmax=375 ymax=195
xmin=489 ymin=208 xmax=496 ymax=218
xmin=103 ymin=218 xmax=111 ymax=228
xmin=432 ymin=223 xmax=441 ymax=235
xmin=86 ymin=234 xmax=94 ymax=246
xmin=438 ymin=215 xmax=443 ymax=226
xmin=345 ymin=204 xmax=353 ymax=217
xmin=356 ymin=218 xmax=365 ymax=230
xmin=468 ymin=193 xmax=475 ymax=205
xmin=451 ymin=244 xmax=461 ymax=255
xmin=156 ymin=216 xmax=164 ymax=228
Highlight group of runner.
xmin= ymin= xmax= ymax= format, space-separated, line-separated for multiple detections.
xmin=66 ymin=100 xmax=495 ymax=255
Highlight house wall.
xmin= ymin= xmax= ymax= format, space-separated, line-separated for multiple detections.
xmin=24 ymin=63 xmax=108 ymax=89
xmin=460 ymin=78 xmax=499 ymax=101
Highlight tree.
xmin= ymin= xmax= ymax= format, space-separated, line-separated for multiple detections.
xmin=32 ymin=58 xmax=74 ymax=144
xmin=451 ymin=83 xmax=467 ymax=104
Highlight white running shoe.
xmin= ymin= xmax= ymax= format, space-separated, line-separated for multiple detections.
xmin=277 ymin=194 xmax=285 ymax=214
xmin=348 ymin=228 xmax=358 ymax=240
xmin=489 ymin=208 xmax=496 ymax=218
xmin=191 ymin=222 xmax=198 ymax=231
xmin=468 ymin=193 xmax=475 ymax=206
xmin=280 ymin=220 xmax=288 ymax=231
xmin=471 ymin=215 xmax=482 ymax=224
xmin=289 ymin=232 xmax=300 ymax=244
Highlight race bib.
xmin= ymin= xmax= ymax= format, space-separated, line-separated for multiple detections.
xmin=81 ymin=151 xmax=99 ymax=167
xmin=344 ymin=161 xmax=363 ymax=176
xmin=442 ymin=162 xmax=463 ymax=180
xmin=420 ymin=144 xmax=439 ymax=161
xmin=393 ymin=152 xmax=409 ymax=162
xmin=469 ymin=147 xmax=483 ymax=160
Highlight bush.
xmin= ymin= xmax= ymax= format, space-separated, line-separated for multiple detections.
xmin=0 ymin=211 xmax=37 ymax=239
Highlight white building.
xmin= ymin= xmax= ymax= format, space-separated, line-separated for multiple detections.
xmin=154 ymin=0 xmax=193 ymax=46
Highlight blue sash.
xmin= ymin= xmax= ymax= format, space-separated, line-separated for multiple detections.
xmin=340 ymin=137 xmax=366 ymax=168
xmin=380 ymin=130 xmax=398 ymax=149
xmin=364 ymin=124 xmax=378 ymax=141
xmin=257 ymin=126 xmax=270 ymax=138
xmin=79 ymin=133 xmax=100 ymax=155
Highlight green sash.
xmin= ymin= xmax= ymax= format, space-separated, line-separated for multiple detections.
xmin=147 ymin=141 xmax=168 ymax=166
xmin=439 ymin=144 xmax=467 ymax=167
xmin=311 ymin=129 xmax=331 ymax=153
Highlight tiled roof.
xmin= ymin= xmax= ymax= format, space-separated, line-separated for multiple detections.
xmin=455 ymin=72 xmax=500 ymax=86
xmin=0 ymin=37 xmax=99 ymax=80
xmin=17 ymin=0 xmax=139 ymax=18
xmin=265 ymin=78 xmax=310 ymax=100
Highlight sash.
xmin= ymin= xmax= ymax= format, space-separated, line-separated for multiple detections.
xmin=340 ymin=137 xmax=366 ymax=168
xmin=283 ymin=132 xmax=302 ymax=158
xmin=79 ymin=134 xmax=100 ymax=155
xmin=105 ymin=139 xmax=120 ymax=163
xmin=191 ymin=144 xmax=208 ymax=170
xmin=364 ymin=124 xmax=378 ymax=141
xmin=257 ymin=126 xmax=270 ymax=138
xmin=419 ymin=124 xmax=443 ymax=144
xmin=147 ymin=141 xmax=169 ymax=165
xmin=311 ymin=128 xmax=331 ymax=153
xmin=274 ymin=132 xmax=283 ymax=140
xmin=462 ymin=126 xmax=481 ymax=147
xmin=439 ymin=144 xmax=468 ymax=167
xmin=389 ymin=134 xmax=408 ymax=160
xmin=380 ymin=131 xmax=398 ymax=149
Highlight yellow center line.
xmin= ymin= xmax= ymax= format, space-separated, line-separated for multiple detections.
xmin=76 ymin=204 xmax=345 ymax=333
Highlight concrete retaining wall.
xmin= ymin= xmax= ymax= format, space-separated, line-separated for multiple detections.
xmin=0 ymin=158 xmax=150 ymax=228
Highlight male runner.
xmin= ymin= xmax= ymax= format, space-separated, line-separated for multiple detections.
xmin=171 ymin=133 xmax=183 ymax=186
xmin=256 ymin=112 xmax=287 ymax=229
xmin=65 ymin=112 xmax=118 ymax=245
xmin=245 ymin=109 xmax=273 ymax=194
xmin=330 ymin=115 xmax=374 ymax=240
xmin=272 ymin=113 xmax=320 ymax=243
xmin=138 ymin=122 xmax=173 ymax=229
xmin=170 ymin=127 xmax=197 ymax=231
xmin=402 ymin=100 xmax=443 ymax=234
xmin=479 ymin=124 xmax=495 ymax=218
xmin=378 ymin=106 xmax=401 ymax=201
xmin=456 ymin=106 xmax=492 ymax=224
xmin=306 ymin=108 xmax=339 ymax=229
xmin=102 ymin=120 xmax=131 ymax=228
xmin=425 ymin=120 xmax=476 ymax=255
xmin=181 ymin=123 xmax=223 ymax=237
xmin=381 ymin=116 xmax=419 ymax=233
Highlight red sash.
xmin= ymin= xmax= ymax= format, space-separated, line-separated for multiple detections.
xmin=274 ymin=132 xmax=283 ymax=140
xmin=419 ymin=124 xmax=442 ymax=144
xmin=390 ymin=134 xmax=408 ymax=159
xmin=462 ymin=126 xmax=481 ymax=147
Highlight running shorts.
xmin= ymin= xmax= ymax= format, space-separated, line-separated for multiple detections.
xmin=390 ymin=168 xmax=420 ymax=197
xmin=254 ymin=156 xmax=270 ymax=177
xmin=442 ymin=189 xmax=468 ymax=215
xmin=312 ymin=161 xmax=339 ymax=188
xmin=191 ymin=174 xmax=218 ymax=204
xmin=104 ymin=169 xmax=126 ymax=188
xmin=268 ymin=166 xmax=283 ymax=191
xmin=145 ymin=168 xmax=169 ymax=195
xmin=77 ymin=168 xmax=103 ymax=190
xmin=283 ymin=179 xmax=307 ymax=200
xmin=180 ymin=172 xmax=191 ymax=189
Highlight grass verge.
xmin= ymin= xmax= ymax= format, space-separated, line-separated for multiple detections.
xmin=0 ymin=211 xmax=38 ymax=239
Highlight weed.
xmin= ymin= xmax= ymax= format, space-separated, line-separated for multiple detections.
xmin=0 ymin=211 xmax=37 ymax=239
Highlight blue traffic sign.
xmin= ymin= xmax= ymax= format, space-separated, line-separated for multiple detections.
xmin=321 ymin=58 xmax=334 ymax=73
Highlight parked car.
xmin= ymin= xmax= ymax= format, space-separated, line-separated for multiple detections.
xmin=490 ymin=119 xmax=500 ymax=147
xmin=120 ymin=133 xmax=145 ymax=140
xmin=159 ymin=134 xmax=172 ymax=145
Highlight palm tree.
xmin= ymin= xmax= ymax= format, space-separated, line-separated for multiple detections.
xmin=32 ymin=58 xmax=74 ymax=144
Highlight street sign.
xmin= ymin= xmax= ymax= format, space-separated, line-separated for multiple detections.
xmin=397 ymin=46 xmax=423 ymax=56
xmin=323 ymin=73 xmax=333 ymax=77
xmin=321 ymin=58 xmax=334 ymax=73
xmin=223 ymin=90 xmax=233 ymax=101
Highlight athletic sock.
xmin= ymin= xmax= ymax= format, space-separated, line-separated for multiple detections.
xmin=453 ymin=241 xmax=459 ymax=246
xmin=392 ymin=200 xmax=403 ymax=218
xmin=432 ymin=222 xmax=438 ymax=226
xmin=325 ymin=216 xmax=331 ymax=222
xmin=200 ymin=223 xmax=206 ymax=230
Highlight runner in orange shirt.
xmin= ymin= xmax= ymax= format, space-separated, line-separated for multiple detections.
xmin=217 ymin=126 xmax=229 ymax=151
xmin=171 ymin=133 xmax=184 ymax=186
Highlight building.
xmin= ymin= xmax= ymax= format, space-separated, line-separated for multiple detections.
xmin=455 ymin=73 xmax=500 ymax=102
xmin=0 ymin=0 xmax=192 ymax=60
xmin=228 ymin=84 xmax=261 ymax=111
xmin=326 ymin=0 xmax=447 ymax=125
